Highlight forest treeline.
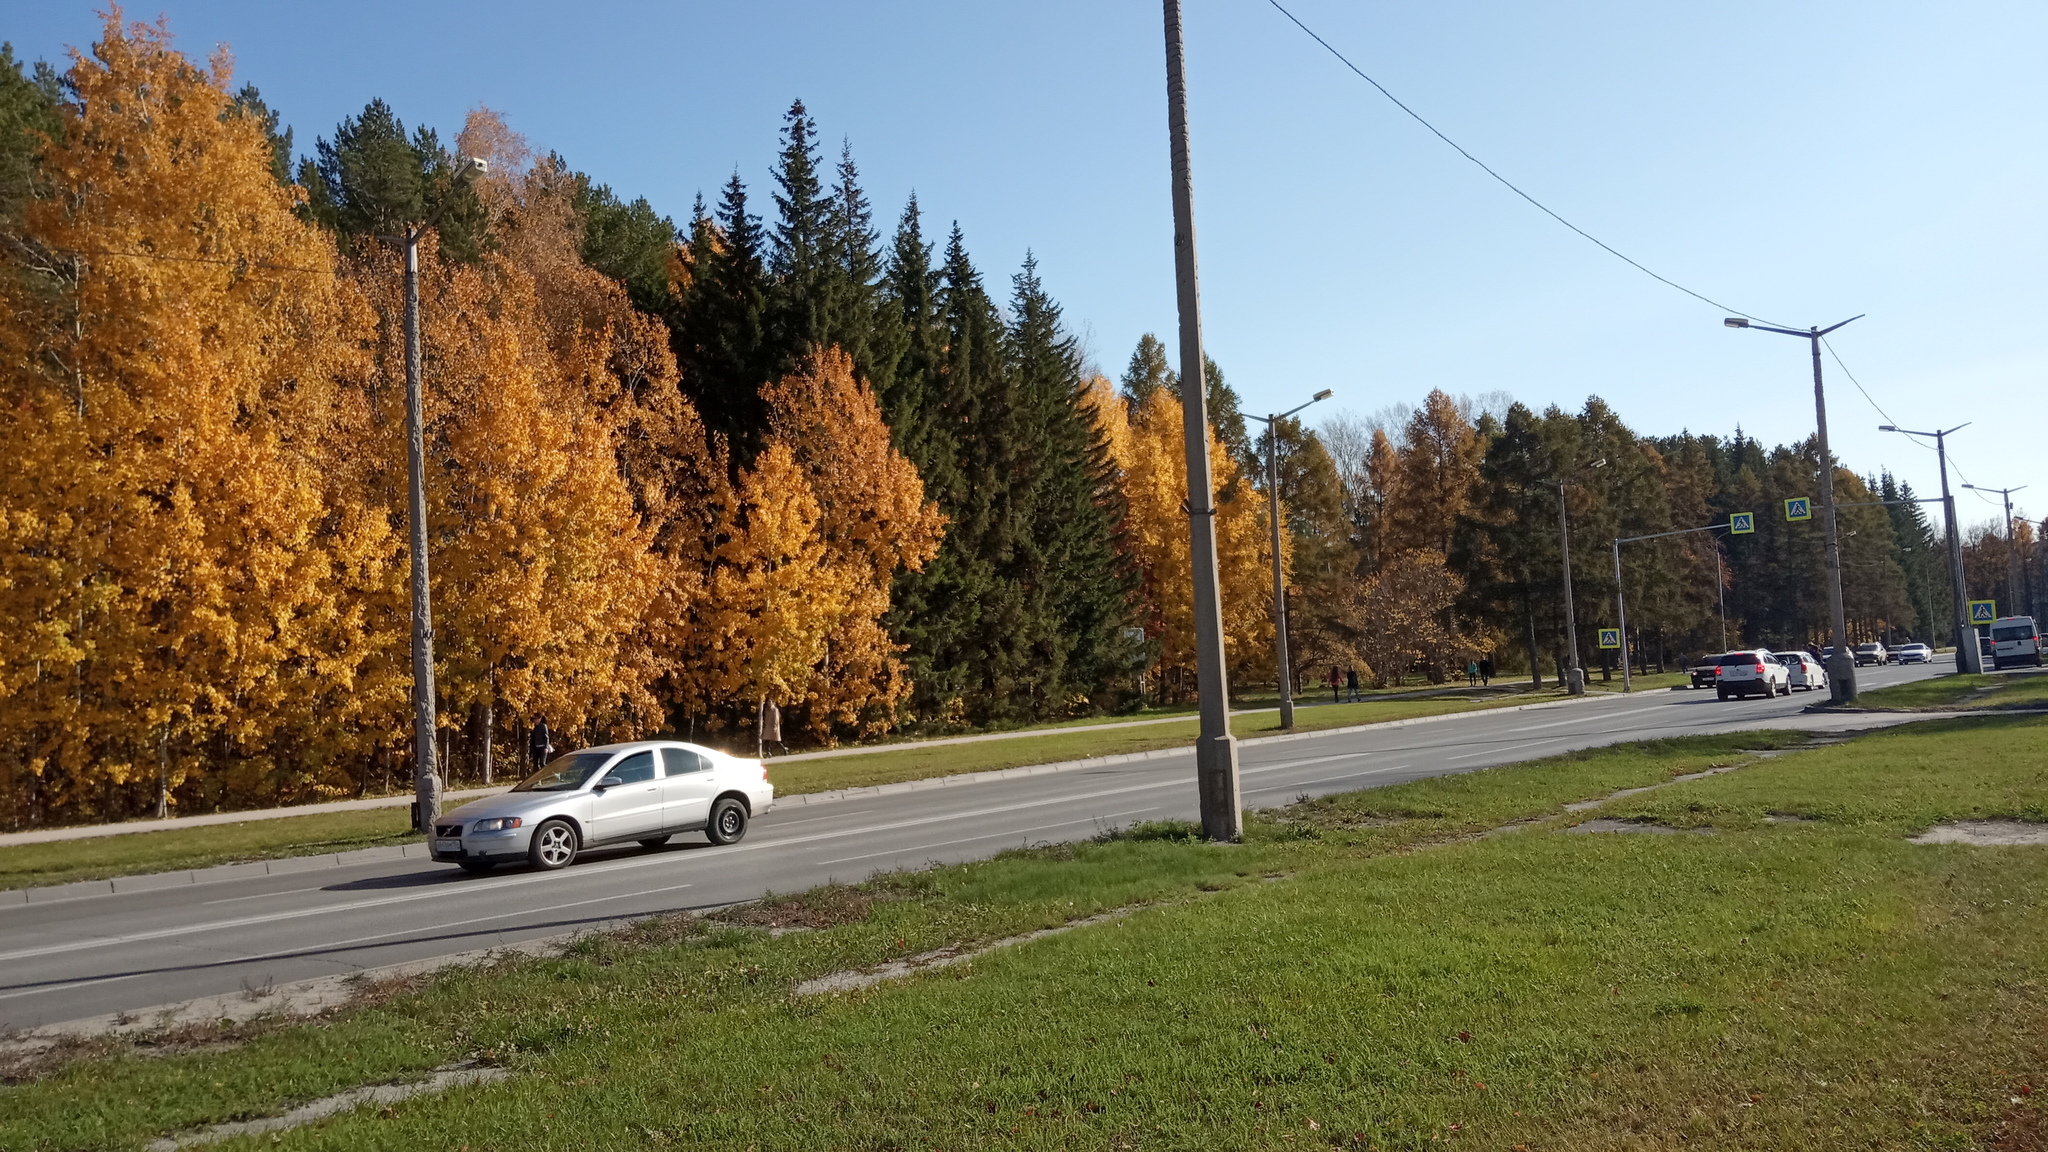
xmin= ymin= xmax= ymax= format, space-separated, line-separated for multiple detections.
xmin=0 ymin=19 xmax=2036 ymax=826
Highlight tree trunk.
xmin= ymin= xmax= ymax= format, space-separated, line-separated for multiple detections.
xmin=481 ymin=698 xmax=494 ymax=785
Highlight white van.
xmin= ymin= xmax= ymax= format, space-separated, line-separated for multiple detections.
xmin=1990 ymin=616 xmax=2042 ymax=669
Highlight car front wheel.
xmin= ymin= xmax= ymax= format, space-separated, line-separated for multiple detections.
xmin=528 ymin=819 xmax=580 ymax=870
xmin=706 ymin=797 xmax=749 ymax=845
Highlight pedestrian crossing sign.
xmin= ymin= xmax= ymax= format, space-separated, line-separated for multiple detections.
xmin=1969 ymin=600 xmax=1997 ymax=624
xmin=1597 ymin=628 xmax=1622 ymax=650
xmin=1729 ymin=512 xmax=1755 ymax=534
xmin=1785 ymin=497 xmax=1812 ymax=522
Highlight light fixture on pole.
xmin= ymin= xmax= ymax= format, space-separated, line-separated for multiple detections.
xmin=1962 ymin=483 xmax=2031 ymax=619
xmin=1544 ymin=459 xmax=1606 ymax=696
xmin=1725 ymin=314 xmax=1862 ymax=703
xmin=1879 ymin=423 xmax=1977 ymax=672
xmin=1161 ymin=0 xmax=1241 ymax=841
xmin=386 ymin=154 xmax=488 ymax=833
xmin=1248 ymin=388 xmax=1334 ymax=730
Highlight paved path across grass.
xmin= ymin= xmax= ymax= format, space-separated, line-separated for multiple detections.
xmin=0 ymin=657 xmax=1949 ymax=1032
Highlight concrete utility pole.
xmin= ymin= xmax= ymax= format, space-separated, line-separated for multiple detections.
xmin=1725 ymin=316 xmax=1860 ymax=703
xmin=1880 ymin=423 xmax=1977 ymax=672
xmin=1162 ymin=0 xmax=1240 ymax=840
xmin=394 ymin=157 xmax=488 ymax=832
xmin=1545 ymin=460 xmax=1605 ymax=695
xmin=1963 ymin=484 xmax=2030 ymax=618
xmin=1249 ymin=392 xmax=1332 ymax=731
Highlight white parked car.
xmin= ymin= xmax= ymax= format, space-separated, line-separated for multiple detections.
xmin=1715 ymin=650 xmax=1791 ymax=700
xmin=430 ymin=741 xmax=774 ymax=873
xmin=1772 ymin=651 xmax=1829 ymax=692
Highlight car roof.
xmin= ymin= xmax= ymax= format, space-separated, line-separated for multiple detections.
xmin=561 ymin=739 xmax=725 ymax=758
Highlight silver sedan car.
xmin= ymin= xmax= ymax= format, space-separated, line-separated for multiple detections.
xmin=429 ymin=740 xmax=774 ymax=873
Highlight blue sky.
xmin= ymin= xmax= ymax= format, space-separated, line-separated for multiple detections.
xmin=12 ymin=1 xmax=2045 ymax=536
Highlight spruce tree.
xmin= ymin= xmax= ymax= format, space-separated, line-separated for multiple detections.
xmin=822 ymin=141 xmax=881 ymax=378
xmin=302 ymin=100 xmax=488 ymax=261
xmin=228 ymin=84 xmax=293 ymax=185
xmin=674 ymin=173 xmax=773 ymax=456
xmin=767 ymin=99 xmax=832 ymax=372
xmin=571 ymin=168 xmax=679 ymax=315
xmin=1120 ymin=333 xmax=1176 ymax=407
xmin=1003 ymin=253 xmax=1137 ymax=713
xmin=0 ymin=44 xmax=61 ymax=231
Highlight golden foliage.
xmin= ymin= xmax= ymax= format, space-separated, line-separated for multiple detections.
xmin=1088 ymin=380 xmax=1282 ymax=698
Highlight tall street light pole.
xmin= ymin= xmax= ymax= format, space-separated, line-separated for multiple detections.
xmin=1162 ymin=0 xmax=1240 ymax=841
xmin=1544 ymin=460 xmax=1605 ymax=696
xmin=1963 ymin=483 xmax=2030 ymax=618
xmin=1725 ymin=315 xmax=1862 ymax=703
xmin=1880 ymin=423 xmax=1977 ymax=672
xmin=390 ymin=157 xmax=487 ymax=833
xmin=1249 ymin=390 xmax=1333 ymax=730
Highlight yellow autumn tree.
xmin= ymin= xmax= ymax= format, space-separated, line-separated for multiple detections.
xmin=0 ymin=16 xmax=389 ymax=822
xmin=1088 ymin=379 xmax=1282 ymax=701
xmin=761 ymin=347 xmax=945 ymax=740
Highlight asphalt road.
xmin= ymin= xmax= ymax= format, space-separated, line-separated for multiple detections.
xmin=0 ymin=659 xmax=1947 ymax=1031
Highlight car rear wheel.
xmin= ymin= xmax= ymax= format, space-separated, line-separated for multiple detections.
xmin=706 ymin=797 xmax=749 ymax=845
xmin=528 ymin=819 xmax=579 ymax=870
xmin=1716 ymin=689 xmax=1728 ymax=701
xmin=638 ymin=835 xmax=672 ymax=848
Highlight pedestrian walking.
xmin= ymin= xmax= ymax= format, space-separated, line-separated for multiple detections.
xmin=757 ymin=696 xmax=783 ymax=759
xmin=1479 ymin=658 xmax=1494 ymax=686
xmin=1466 ymin=660 xmax=1480 ymax=687
xmin=528 ymin=718 xmax=554 ymax=770
xmin=1327 ymin=665 xmax=1342 ymax=704
xmin=1345 ymin=667 xmax=1360 ymax=703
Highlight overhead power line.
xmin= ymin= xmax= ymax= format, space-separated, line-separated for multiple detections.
xmin=1264 ymin=0 xmax=1779 ymax=325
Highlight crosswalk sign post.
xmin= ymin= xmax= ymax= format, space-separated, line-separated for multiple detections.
xmin=1597 ymin=628 xmax=1621 ymax=649
xmin=1969 ymin=600 xmax=1997 ymax=625
xmin=1729 ymin=512 xmax=1755 ymax=535
xmin=1784 ymin=497 xmax=1812 ymax=522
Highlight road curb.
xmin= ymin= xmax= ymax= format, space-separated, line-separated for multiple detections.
xmin=5 ymin=692 xmax=1611 ymax=906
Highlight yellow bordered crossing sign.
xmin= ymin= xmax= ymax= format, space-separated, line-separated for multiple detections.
xmin=1784 ymin=497 xmax=1812 ymax=522
xmin=1597 ymin=628 xmax=1622 ymax=650
xmin=1969 ymin=600 xmax=1997 ymax=625
xmin=1729 ymin=512 xmax=1756 ymax=535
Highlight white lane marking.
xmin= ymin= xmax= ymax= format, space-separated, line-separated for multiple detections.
xmin=1506 ymin=702 xmax=1672 ymax=733
xmin=812 ymin=806 xmax=1162 ymax=867
xmin=1244 ymin=753 xmax=1366 ymax=774
xmin=1243 ymin=764 xmax=1414 ymax=793
xmin=0 ymin=851 xmax=693 ymax=964
xmin=0 ymin=883 xmax=697 ymax=1005
xmin=7 ymin=777 xmax=1196 ymax=964
xmin=1444 ymin=739 xmax=1562 ymax=764
xmin=203 ymin=883 xmax=334 ymax=906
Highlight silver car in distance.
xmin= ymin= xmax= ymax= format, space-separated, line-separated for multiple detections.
xmin=429 ymin=741 xmax=774 ymax=873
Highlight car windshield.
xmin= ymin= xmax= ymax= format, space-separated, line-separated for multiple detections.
xmin=1717 ymin=654 xmax=1765 ymax=667
xmin=1854 ymin=644 xmax=1880 ymax=652
xmin=1773 ymin=653 xmax=1805 ymax=663
xmin=1993 ymin=625 xmax=2033 ymax=641
xmin=512 ymin=752 xmax=612 ymax=793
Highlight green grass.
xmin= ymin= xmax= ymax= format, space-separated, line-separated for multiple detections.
xmin=0 ymin=692 xmax=1562 ymax=891
xmin=0 ymin=809 xmax=417 ymax=891
xmin=1853 ymin=670 xmax=2048 ymax=712
xmin=10 ymin=719 xmax=2046 ymax=1149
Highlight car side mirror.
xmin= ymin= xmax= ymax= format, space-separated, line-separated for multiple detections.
xmin=596 ymin=776 xmax=624 ymax=791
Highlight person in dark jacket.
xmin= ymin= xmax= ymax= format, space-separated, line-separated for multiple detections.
xmin=1345 ymin=667 xmax=1360 ymax=703
xmin=1479 ymin=658 xmax=1494 ymax=686
xmin=528 ymin=718 xmax=554 ymax=769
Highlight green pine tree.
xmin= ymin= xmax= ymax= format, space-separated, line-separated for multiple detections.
xmin=0 ymin=43 xmax=62 ymax=233
xmin=301 ymin=99 xmax=489 ymax=261
xmin=227 ymin=84 xmax=293 ymax=186
xmin=674 ymin=173 xmax=773 ymax=457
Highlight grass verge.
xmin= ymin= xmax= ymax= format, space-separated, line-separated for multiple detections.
xmin=1852 ymin=669 xmax=2048 ymax=712
xmin=12 ymin=720 xmax=2047 ymax=1149
xmin=0 ymin=692 xmax=1573 ymax=890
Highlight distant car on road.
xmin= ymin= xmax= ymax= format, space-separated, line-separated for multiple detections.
xmin=1688 ymin=654 xmax=1729 ymax=689
xmin=430 ymin=741 xmax=773 ymax=873
xmin=1894 ymin=642 xmax=1933 ymax=664
xmin=1852 ymin=643 xmax=1891 ymax=667
xmin=1716 ymin=650 xmax=1791 ymax=700
xmin=1990 ymin=616 xmax=2043 ymax=669
xmin=1772 ymin=651 xmax=1829 ymax=692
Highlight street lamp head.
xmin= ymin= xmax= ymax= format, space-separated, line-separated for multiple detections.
xmin=461 ymin=155 xmax=489 ymax=177
xmin=1312 ymin=389 xmax=1333 ymax=402
xmin=1590 ymin=458 xmax=1608 ymax=469
xmin=1878 ymin=425 xmax=1897 ymax=432
xmin=1724 ymin=317 xmax=1750 ymax=328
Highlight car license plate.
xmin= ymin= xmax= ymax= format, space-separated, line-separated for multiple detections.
xmin=433 ymin=838 xmax=462 ymax=853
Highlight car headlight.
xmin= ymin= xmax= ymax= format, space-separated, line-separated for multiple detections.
xmin=470 ymin=817 xmax=523 ymax=833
